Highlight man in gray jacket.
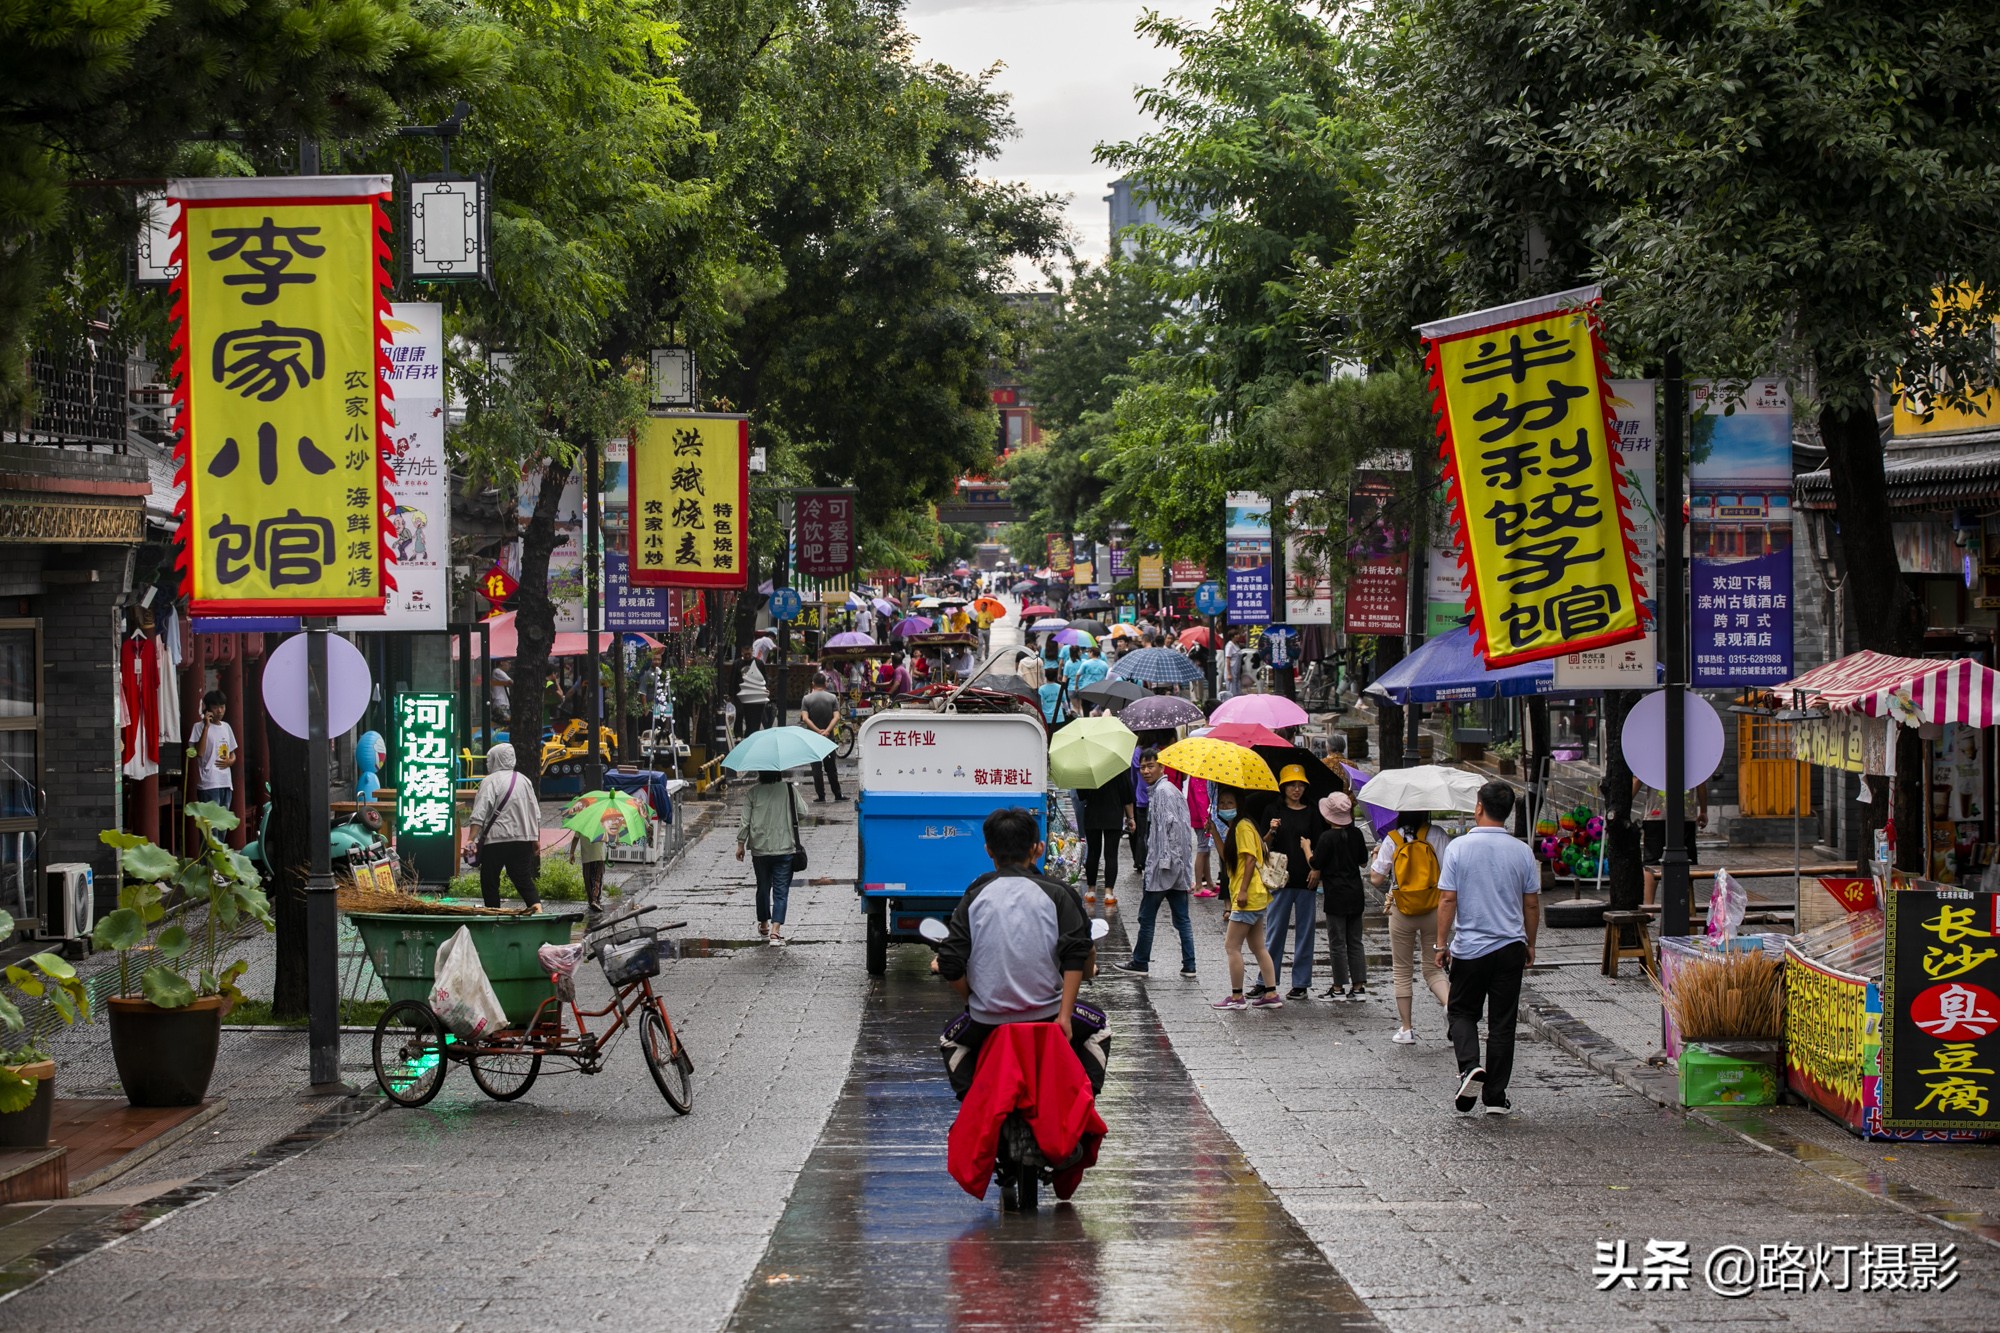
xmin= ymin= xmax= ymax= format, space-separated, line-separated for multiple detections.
xmin=1113 ymin=749 xmax=1197 ymax=978
xmin=936 ymin=808 xmax=1095 ymax=1080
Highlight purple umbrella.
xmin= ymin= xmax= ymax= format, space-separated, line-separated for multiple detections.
xmin=826 ymin=631 xmax=876 ymax=648
xmin=889 ymin=616 xmax=933 ymax=637
xmin=1120 ymin=694 xmax=1205 ymax=730
xmin=1344 ymin=761 xmax=1395 ymax=835
xmin=872 ymin=597 xmax=897 ymax=615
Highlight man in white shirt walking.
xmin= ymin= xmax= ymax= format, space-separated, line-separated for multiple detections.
xmin=1435 ymin=780 xmax=1540 ymax=1117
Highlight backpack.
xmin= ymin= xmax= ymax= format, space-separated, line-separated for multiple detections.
xmin=1387 ymin=828 xmax=1441 ymax=915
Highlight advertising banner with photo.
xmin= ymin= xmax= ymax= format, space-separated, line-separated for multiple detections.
xmin=1343 ymin=471 xmax=1408 ymax=636
xmin=1045 ymin=533 xmax=1073 ymax=573
xmin=629 ymin=414 xmax=749 ymax=588
xmin=1283 ymin=492 xmax=1333 ymax=624
xmin=341 ymin=302 xmax=445 ymax=630
xmin=171 ymin=175 xmax=396 ymax=614
xmin=1420 ymin=285 xmax=1647 ymax=665
xmin=1225 ymin=492 xmax=1272 ymax=624
xmin=1426 ymin=540 xmax=1465 ymax=637
xmin=1690 ymin=380 xmax=1793 ymax=686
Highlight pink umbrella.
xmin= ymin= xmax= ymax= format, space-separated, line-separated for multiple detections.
xmin=1210 ymin=693 xmax=1309 ymax=729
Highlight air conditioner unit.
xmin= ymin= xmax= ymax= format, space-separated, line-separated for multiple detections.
xmin=45 ymin=863 xmax=94 ymax=941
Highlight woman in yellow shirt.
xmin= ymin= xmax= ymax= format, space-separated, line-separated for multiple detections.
xmin=1211 ymin=786 xmax=1281 ymax=1009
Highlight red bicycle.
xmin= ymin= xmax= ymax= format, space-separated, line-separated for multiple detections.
xmin=371 ymin=905 xmax=694 ymax=1113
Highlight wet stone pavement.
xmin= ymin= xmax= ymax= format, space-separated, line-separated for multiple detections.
xmin=730 ymin=932 xmax=1377 ymax=1333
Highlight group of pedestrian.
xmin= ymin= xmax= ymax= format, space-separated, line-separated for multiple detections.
xmin=1102 ymin=750 xmax=1538 ymax=1115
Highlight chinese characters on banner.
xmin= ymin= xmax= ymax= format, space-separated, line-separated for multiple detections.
xmin=1225 ymin=492 xmax=1272 ymax=625
xmin=1109 ymin=544 xmax=1132 ymax=582
xmin=1882 ymin=888 xmax=2000 ymax=1133
xmin=1343 ymin=471 xmax=1407 ymax=635
xmin=604 ymin=551 xmax=680 ymax=631
xmin=393 ymin=693 xmax=456 ymax=839
xmin=1420 ymin=286 xmax=1646 ymax=666
xmin=170 ymin=175 xmax=395 ymax=613
xmin=1169 ymin=559 xmax=1207 ymax=589
xmin=1691 ymin=380 xmax=1794 ymax=686
xmin=1137 ymin=555 xmax=1165 ymax=591
xmin=1045 ymin=534 xmax=1074 ymax=573
xmin=629 ymin=414 xmax=749 ymax=587
xmin=340 ymin=302 xmax=445 ymax=630
xmin=795 ymin=489 xmax=856 ymax=578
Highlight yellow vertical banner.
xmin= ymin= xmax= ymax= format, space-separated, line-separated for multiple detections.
xmin=170 ymin=176 xmax=395 ymax=614
xmin=628 ymin=414 xmax=749 ymax=588
xmin=1419 ymin=286 xmax=1646 ymax=666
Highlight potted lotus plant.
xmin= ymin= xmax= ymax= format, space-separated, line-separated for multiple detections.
xmin=94 ymin=803 xmax=272 ymax=1107
xmin=0 ymin=912 xmax=91 ymax=1148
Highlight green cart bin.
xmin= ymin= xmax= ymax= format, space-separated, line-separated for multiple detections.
xmin=1679 ymin=1042 xmax=1780 ymax=1107
xmin=348 ymin=911 xmax=580 ymax=1026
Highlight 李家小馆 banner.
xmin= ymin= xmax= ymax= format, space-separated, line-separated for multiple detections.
xmin=1420 ymin=285 xmax=1646 ymax=666
xmin=172 ymin=175 xmax=397 ymax=614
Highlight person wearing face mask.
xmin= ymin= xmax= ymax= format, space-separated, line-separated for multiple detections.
xmin=1210 ymin=786 xmax=1281 ymax=1010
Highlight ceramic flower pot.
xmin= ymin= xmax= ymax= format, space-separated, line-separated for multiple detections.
xmin=107 ymin=995 xmax=224 ymax=1107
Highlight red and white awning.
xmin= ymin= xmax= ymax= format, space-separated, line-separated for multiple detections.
xmin=1777 ymin=650 xmax=2000 ymax=728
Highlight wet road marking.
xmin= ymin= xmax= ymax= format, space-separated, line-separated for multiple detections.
xmin=727 ymin=936 xmax=1383 ymax=1331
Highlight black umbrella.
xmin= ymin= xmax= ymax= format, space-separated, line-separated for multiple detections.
xmin=1251 ymin=745 xmax=1346 ymax=801
xmin=1011 ymin=579 xmax=1042 ymax=594
xmin=1068 ymin=618 xmax=1110 ymax=635
xmin=963 ymin=673 xmax=1040 ymax=703
xmin=1076 ymin=679 xmax=1146 ymax=712
xmin=1070 ymin=597 xmax=1113 ymax=613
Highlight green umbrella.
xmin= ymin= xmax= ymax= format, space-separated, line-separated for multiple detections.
xmin=561 ymin=789 xmax=649 ymax=845
xmin=722 ymin=724 xmax=837 ymax=772
xmin=1049 ymin=716 xmax=1139 ymax=789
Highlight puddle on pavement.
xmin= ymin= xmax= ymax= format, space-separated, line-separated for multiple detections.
xmin=671 ymin=938 xmax=766 ymax=958
xmin=727 ymin=927 xmax=1380 ymax=1332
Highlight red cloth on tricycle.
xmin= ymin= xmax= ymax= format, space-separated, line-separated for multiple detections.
xmin=947 ymin=1021 xmax=1106 ymax=1200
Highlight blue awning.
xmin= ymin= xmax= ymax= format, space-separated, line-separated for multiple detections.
xmin=1365 ymin=626 xmax=1556 ymax=705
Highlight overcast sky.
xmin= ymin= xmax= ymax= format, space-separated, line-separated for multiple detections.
xmin=903 ymin=0 xmax=1216 ymax=280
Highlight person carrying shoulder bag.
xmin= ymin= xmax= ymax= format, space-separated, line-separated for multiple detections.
xmin=1371 ymin=809 xmax=1451 ymax=1044
xmin=737 ymin=771 xmax=806 ymax=945
xmin=464 ymin=743 xmax=544 ymax=912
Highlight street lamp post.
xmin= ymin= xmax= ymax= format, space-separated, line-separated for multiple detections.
xmin=1661 ymin=350 xmax=1692 ymax=938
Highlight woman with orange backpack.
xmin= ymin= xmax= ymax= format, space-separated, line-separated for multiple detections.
xmin=1370 ymin=809 xmax=1453 ymax=1045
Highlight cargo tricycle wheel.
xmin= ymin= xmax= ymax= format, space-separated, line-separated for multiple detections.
xmin=866 ymin=901 xmax=887 ymax=976
xmin=373 ymin=1000 xmax=450 ymax=1107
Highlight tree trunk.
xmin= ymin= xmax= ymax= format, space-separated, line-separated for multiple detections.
xmin=512 ymin=457 xmax=575 ymax=786
xmin=264 ymin=696 xmax=309 ymax=1020
xmin=1598 ymin=690 xmax=1643 ymax=909
xmin=1818 ymin=367 xmax=1926 ymax=870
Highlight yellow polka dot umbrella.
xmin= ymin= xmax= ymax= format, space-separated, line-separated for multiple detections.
xmin=1156 ymin=736 xmax=1280 ymax=791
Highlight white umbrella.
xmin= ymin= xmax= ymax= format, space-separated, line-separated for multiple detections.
xmin=1356 ymin=764 xmax=1487 ymax=813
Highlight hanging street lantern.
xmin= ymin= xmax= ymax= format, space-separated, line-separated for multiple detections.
xmin=405 ymin=172 xmax=491 ymax=282
xmin=649 ymin=346 xmax=697 ymax=411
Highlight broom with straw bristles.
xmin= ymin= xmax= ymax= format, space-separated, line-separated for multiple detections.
xmin=1654 ymin=947 xmax=1784 ymax=1041
xmin=335 ymin=881 xmax=529 ymax=916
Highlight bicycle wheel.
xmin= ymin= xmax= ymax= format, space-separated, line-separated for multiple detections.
xmin=468 ymin=1047 xmax=542 ymax=1101
xmin=835 ymin=719 xmax=856 ymax=760
xmin=639 ymin=1005 xmax=693 ymax=1114
xmin=373 ymin=1000 xmax=450 ymax=1107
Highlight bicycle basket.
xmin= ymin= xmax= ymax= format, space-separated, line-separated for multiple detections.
xmin=599 ymin=929 xmax=661 ymax=986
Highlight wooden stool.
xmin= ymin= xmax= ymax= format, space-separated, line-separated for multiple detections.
xmin=1601 ymin=910 xmax=1653 ymax=977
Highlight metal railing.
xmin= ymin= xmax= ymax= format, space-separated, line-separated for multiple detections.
xmin=6 ymin=344 xmax=129 ymax=452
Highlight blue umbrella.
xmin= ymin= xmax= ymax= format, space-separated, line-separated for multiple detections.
xmin=1110 ymin=647 xmax=1204 ymax=685
xmin=1365 ymin=625 xmax=1555 ymax=704
xmin=722 ymin=725 xmax=837 ymax=772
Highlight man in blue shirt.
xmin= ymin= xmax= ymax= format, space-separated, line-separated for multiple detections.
xmin=1435 ymin=780 xmax=1540 ymax=1117
xmin=1072 ymin=644 xmax=1110 ymax=691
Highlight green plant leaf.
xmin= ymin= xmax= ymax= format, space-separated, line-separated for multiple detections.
xmin=99 ymin=829 xmax=153 ymax=851
xmin=26 ymin=953 xmax=75 ymax=983
xmin=219 ymin=848 xmax=261 ymax=889
xmin=117 ymin=841 xmax=181 ymax=883
xmin=155 ymin=924 xmax=191 ymax=960
xmin=91 ymin=907 xmax=148 ymax=952
xmin=45 ymin=988 xmax=76 ymax=1025
xmin=139 ymin=967 xmax=196 ymax=1009
xmin=0 ymin=910 xmax=13 ymax=938
xmin=0 ymin=1066 xmax=38 ymax=1115
xmin=235 ymin=884 xmax=274 ymax=928
xmin=4 ymin=966 xmax=43 ymax=998
xmin=185 ymin=801 xmax=239 ymax=833
xmin=0 ymin=995 xmax=21 ymax=1034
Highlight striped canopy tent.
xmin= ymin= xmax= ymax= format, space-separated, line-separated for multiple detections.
xmin=1776 ymin=651 xmax=2000 ymax=727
